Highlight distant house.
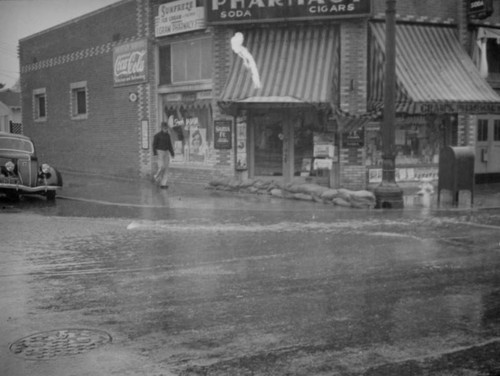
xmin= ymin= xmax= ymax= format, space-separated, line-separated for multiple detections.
xmin=0 ymin=89 xmax=22 ymax=133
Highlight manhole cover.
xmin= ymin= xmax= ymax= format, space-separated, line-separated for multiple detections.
xmin=9 ymin=329 xmax=112 ymax=360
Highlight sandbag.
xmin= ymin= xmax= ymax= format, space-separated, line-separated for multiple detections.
xmin=293 ymin=193 xmax=314 ymax=201
xmin=320 ymin=189 xmax=339 ymax=200
xmin=332 ymin=197 xmax=351 ymax=207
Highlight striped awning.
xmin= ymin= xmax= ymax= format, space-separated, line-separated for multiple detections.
xmin=220 ymin=25 xmax=339 ymax=106
xmin=368 ymin=22 xmax=500 ymax=114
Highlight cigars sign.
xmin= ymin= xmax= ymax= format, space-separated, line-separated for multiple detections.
xmin=113 ymin=39 xmax=148 ymax=87
xmin=206 ymin=0 xmax=371 ymax=24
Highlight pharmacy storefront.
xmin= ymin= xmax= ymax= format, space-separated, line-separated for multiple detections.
xmin=209 ymin=0 xmax=371 ymax=185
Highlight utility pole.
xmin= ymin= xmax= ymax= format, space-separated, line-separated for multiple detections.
xmin=374 ymin=0 xmax=404 ymax=209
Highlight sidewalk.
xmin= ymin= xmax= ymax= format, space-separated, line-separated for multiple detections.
xmin=57 ymin=171 xmax=500 ymax=211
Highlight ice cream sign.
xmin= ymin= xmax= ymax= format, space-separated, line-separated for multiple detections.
xmin=113 ymin=39 xmax=147 ymax=87
xmin=155 ymin=0 xmax=206 ymax=37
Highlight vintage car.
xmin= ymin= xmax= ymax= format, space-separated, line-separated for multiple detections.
xmin=0 ymin=132 xmax=62 ymax=201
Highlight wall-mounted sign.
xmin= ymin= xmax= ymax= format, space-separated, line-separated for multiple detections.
xmin=369 ymin=167 xmax=438 ymax=183
xmin=468 ymin=0 xmax=493 ymax=19
xmin=156 ymin=0 xmax=206 ymax=37
xmin=342 ymin=129 xmax=364 ymax=148
xmin=416 ymin=102 xmax=500 ymax=114
xmin=141 ymin=120 xmax=149 ymax=149
xmin=206 ymin=0 xmax=371 ymax=24
xmin=113 ymin=39 xmax=147 ymax=87
xmin=214 ymin=120 xmax=232 ymax=150
xmin=128 ymin=92 xmax=138 ymax=102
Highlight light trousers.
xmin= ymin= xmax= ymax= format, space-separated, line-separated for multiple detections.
xmin=154 ymin=150 xmax=171 ymax=186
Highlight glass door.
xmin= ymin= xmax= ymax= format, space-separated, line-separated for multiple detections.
xmin=253 ymin=114 xmax=284 ymax=177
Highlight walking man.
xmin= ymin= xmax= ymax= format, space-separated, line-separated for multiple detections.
xmin=152 ymin=122 xmax=175 ymax=188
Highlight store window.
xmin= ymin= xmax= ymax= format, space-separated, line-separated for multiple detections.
xmin=33 ymin=88 xmax=46 ymax=121
xmin=164 ymin=103 xmax=212 ymax=164
xmin=70 ymin=81 xmax=88 ymax=119
xmin=366 ymin=115 xmax=457 ymax=183
xmin=159 ymin=37 xmax=212 ymax=86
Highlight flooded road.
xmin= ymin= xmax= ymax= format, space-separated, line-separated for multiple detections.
xmin=1 ymin=191 xmax=500 ymax=375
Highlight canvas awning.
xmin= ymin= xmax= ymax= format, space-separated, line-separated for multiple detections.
xmin=368 ymin=22 xmax=500 ymax=114
xmin=219 ymin=25 xmax=339 ymax=107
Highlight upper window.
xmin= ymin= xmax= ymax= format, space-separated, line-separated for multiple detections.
xmin=70 ymin=81 xmax=88 ymax=119
xmin=159 ymin=37 xmax=212 ymax=85
xmin=486 ymin=38 xmax=500 ymax=74
xmin=33 ymin=88 xmax=47 ymax=122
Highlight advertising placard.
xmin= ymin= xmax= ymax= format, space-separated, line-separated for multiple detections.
xmin=155 ymin=0 xmax=206 ymax=37
xmin=113 ymin=39 xmax=147 ymax=87
xmin=468 ymin=0 xmax=493 ymax=19
xmin=342 ymin=129 xmax=364 ymax=148
xmin=206 ymin=0 xmax=371 ymax=24
xmin=214 ymin=120 xmax=232 ymax=150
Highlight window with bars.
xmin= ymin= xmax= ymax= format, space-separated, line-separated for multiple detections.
xmin=494 ymin=119 xmax=500 ymax=141
xmin=71 ymin=82 xmax=88 ymax=119
xmin=33 ymin=88 xmax=46 ymax=121
xmin=477 ymin=119 xmax=489 ymax=142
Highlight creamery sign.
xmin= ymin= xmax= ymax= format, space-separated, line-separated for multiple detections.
xmin=206 ymin=0 xmax=371 ymax=24
xmin=156 ymin=0 xmax=206 ymax=37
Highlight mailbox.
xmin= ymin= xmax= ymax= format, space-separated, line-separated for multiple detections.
xmin=437 ymin=146 xmax=475 ymax=206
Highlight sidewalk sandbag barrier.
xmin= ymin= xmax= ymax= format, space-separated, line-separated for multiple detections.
xmin=207 ymin=178 xmax=376 ymax=209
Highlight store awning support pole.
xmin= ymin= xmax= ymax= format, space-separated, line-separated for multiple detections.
xmin=374 ymin=0 xmax=404 ymax=209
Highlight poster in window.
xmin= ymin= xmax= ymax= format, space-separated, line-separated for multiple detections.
xmin=189 ymin=127 xmax=206 ymax=162
xmin=236 ymin=114 xmax=248 ymax=170
xmin=214 ymin=120 xmax=232 ymax=149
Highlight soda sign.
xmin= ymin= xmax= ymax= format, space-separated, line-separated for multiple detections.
xmin=206 ymin=0 xmax=371 ymax=24
xmin=214 ymin=120 xmax=232 ymax=149
xmin=468 ymin=0 xmax=493 ymax=19
xmin=113 ymin=39 xmax=148 ymax=87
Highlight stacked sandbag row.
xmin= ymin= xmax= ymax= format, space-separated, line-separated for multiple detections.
xmin=207 ymin=179 xmax=376 ymax=208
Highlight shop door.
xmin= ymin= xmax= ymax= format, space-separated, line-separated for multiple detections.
xmin=475 ymin=117 xmax=500 ymax=174
xmin=252 ymin=115 xmax=284 ymax=177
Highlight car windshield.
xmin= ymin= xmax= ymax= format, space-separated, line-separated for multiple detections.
xmin=0 ymin=137 xmax=34 ymax=154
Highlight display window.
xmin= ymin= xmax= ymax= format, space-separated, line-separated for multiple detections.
xmin=164 ymin=103 xmax=212 ymax=164
xmin=366 ymin=114 xmax=457 ymax=183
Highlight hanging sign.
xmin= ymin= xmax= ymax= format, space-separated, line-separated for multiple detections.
xmin=206 ymin=0 xmax=371 ymax=24
xmin=468 ymin=0 xmax=493 ymax=19
xmin=214 ymin=120 xmax=232 ymax=149
xmin=113 ymin=39 xmax=147 ymax=87
xmin=156 ymin=0 xmax=206 ymax=37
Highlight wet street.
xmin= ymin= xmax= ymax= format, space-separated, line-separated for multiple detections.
xmin=1 ymin=182 xmax=500 ymax=375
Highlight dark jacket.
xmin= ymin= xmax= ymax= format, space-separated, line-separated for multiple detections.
xmin=152 ymin=131 xmax=175 ymax=157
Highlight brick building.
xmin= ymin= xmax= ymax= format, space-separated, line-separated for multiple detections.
xmin=18 ymin=0 xmax=500 ymax=188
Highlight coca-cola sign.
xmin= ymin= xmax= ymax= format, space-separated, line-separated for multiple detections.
xmin=113 ymin=39 xmax=148 ymax=87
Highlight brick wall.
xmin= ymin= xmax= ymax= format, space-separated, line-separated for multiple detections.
xmin=20 ymin=0 xmax=149 ymax=178
xmin=19 ymin=1 xmax=138 ymax=63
